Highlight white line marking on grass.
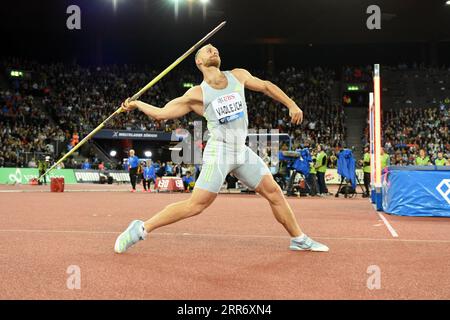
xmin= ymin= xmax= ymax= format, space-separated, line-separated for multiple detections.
xmin=377 ymin=212 xmax=399 ymax=238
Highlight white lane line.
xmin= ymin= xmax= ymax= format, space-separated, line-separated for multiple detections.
xmin=0 ymin=229 xmax=446 ymax=244
xmin=377 ymin=212 xmax=399 ymax=238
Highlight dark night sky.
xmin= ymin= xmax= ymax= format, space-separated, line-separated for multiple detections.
xmin=2 ymin=0 xmax=450 ymax=67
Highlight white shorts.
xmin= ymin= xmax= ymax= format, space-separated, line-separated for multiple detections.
xmin=194 ymin=140 xmax=271 ymax=193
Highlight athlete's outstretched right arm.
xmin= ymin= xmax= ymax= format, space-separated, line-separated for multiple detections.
xmin=121 ymin=87 xmax=202 ymax=121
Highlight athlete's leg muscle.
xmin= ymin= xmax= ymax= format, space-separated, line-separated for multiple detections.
xmin=255 ymin=174 xmax=302 ymax=237
xmin=143 ymin=187 xmax=217 ymax=233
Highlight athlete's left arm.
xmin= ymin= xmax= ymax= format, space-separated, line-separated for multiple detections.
xmin=232 ymin=68 xmax=303 ymax=124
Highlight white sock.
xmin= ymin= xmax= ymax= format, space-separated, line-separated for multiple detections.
xmin=292 ymin=233 xmax=307 ymax=242
xmin=141 ymin=224 xmax=148 ymax=239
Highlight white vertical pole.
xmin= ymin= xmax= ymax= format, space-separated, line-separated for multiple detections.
xmin=373 ymin=64 xmax=382 ymax=210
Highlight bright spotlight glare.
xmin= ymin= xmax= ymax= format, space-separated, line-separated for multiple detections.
xmin=200 ymin=0 xmax=209 ymax=3
xmin=144 ymin=151 xmax=152 ymax=158
xmin=447 ymin=0 xmax=450 ymax=5
xmin=110 ymin=150 xmax=117 ymax=157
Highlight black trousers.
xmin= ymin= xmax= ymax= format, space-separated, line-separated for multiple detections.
xmin=316 ymin=171 xmax=328 ymax=194
xmin=287 ymin=170 xmax=297 ymax=195
xmin=306 ymin=173 xmax=319 ymax=196
xmin=143 ymin=178 xmax=150 ymax=190
xmin=363 ymin=172 xmax=371 ymax=195
xmin=129 ymin=167 xmax=138 ymax=190
xmin=183 ymin=181 xmax=194 ymax=191
xmin=39 ymin=169 xmax=47 ymax=185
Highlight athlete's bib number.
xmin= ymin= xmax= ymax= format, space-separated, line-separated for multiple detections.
xmin=211 ymin=92 xmax=244 ymax=124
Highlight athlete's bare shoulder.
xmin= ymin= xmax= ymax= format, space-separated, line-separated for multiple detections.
xmin=184 ymin=85 xmax=203 ymax=103
xmin=184 ymin=85 xmax=204 ymax=115
xmin=230 ymin=68 xmax=252 ymax=84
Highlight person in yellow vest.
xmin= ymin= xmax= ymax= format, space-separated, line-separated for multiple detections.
xmin=380 ymin=147 xmax=390 ymax=170
xmin=307 ymin=150 xmax=319 ymax=196
xmin=361 ymin=145 xmax=371 ymax=197
xmin=37 ymin=156 xmax=50 ymax=185
xmin=415 ymin=149 xmax=431 ymax=165
xmin=434 ymin=151 xmax=447 ymax=166
xmin=315 ymin=144 xmax=328 ymax=196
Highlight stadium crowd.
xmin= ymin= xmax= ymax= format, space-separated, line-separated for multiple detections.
xmin=386 ymin=105 xmax=449 ymax=165
xmin=2 ymin=58 xmax=448 ymax=174
xmin=363 ymin=105 xmax=450 ymax=166
xmin=0 ymin=90 xmax=66 ymax=167
xmin=1 ymin=58 xmax=345 ymax=169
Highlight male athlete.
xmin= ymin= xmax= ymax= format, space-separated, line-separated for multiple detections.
xmin=114 ymin=44 xmax=329 ymax=253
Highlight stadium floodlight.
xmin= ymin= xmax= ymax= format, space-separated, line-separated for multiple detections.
xmin=200 ymin=0 xmax=208 ymax=20
xmin=110 ymin=150 xmax=117 ymax=157
xmin=173 ymin=0 xmax=180 ymax=21
xmin=144 ymin=151 xmax=152 ymax=158
xmin=447 ymin=0 xmax=450 ymax=5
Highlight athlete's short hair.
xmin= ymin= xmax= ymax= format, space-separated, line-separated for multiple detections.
xmin=194 ymin=44 xmax=212 ymax=70
xmin=195 ymin=48 xmax=202 ymax=70
xmin=195 ymin=48 xmax=201 ymax=60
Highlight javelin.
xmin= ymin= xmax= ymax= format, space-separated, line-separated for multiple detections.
xmin=39 ymin=21 xmax=227 ymax=181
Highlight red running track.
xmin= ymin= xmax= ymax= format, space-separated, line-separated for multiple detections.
xmin=1 ymin=187 xmax=450 ymax=299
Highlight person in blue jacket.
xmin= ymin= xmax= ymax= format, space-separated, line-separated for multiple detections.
xmin=182 ymin=171 xmax=195 ymax=192
xmin=82 ymin=159 xmax=91 ymax=170
xmin=165 ymin=162 xmax=174 ymax=176
xmin=142 ymin=160 xmax=156 ymax=192
xmin=128 ymin=149 xmax=140 ymax=192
